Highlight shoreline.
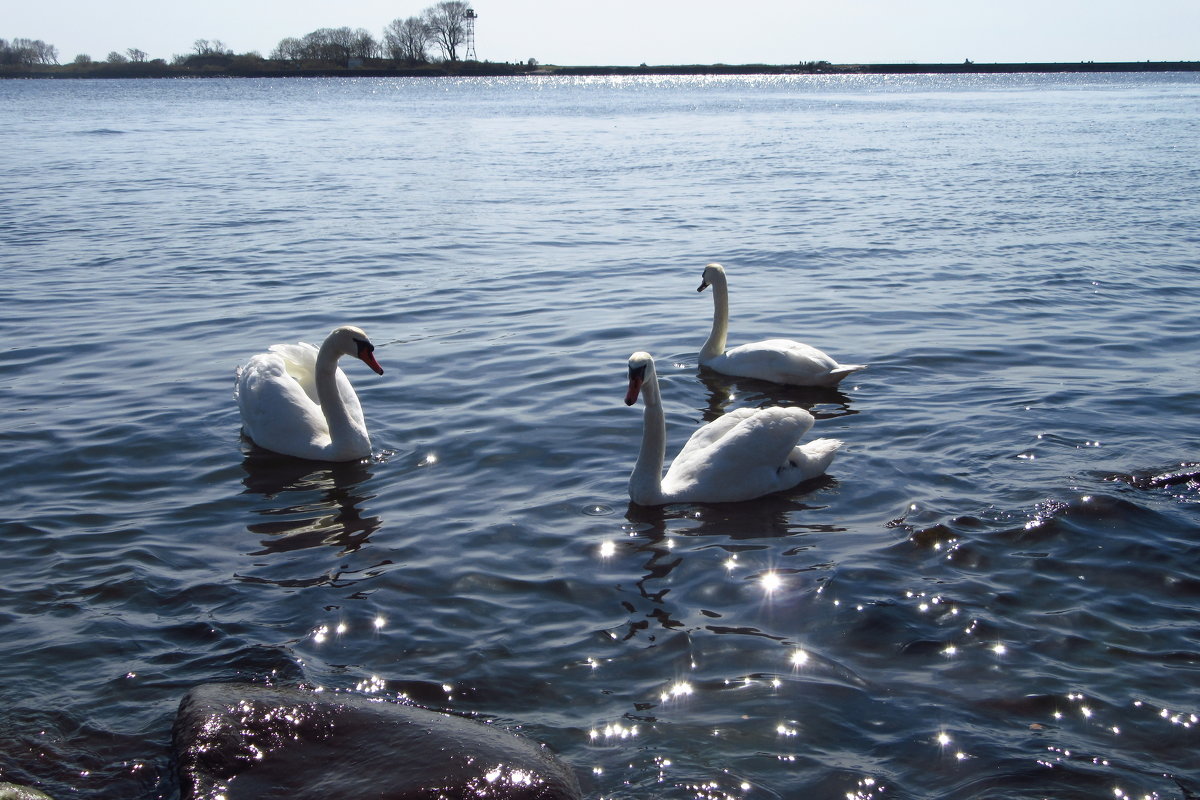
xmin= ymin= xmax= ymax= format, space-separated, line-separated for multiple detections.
xmin=3 ymin=59 xmax=1198 ymax=80
xmin=552 ymin=60 xmax=1200 ymax=76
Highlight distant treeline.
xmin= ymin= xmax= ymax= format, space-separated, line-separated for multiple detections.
xmin=1 ymin=1 xmax=490 ymax=74
xmin=3 ymin=58 xmax=1199 ymax=80
xmin=550 ymin=60 xmax=1200 ymax=76
xmin=4 ymin=24 xmax=1198 ymax=79
xmin=0 ymin=55 xmax=539 ymax=79
xmin=1 ymin=37 xmax=59 ymax=66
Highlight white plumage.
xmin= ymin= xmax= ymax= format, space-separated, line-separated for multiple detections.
xmin=625 ymin=352 xmax=842 ymax=505
xmin=697 ymin=262 xmax=866 ymax=387
xmin=235 ymin=326 xmax=384 ymax=462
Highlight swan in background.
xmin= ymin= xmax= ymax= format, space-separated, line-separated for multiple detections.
xmin=624 ymin=352 xmax=842 ymax=505
xmin=235 ymin=326 xmax=384 ymax=462
xmin=697 ymin=262 xmax=866 ymax=387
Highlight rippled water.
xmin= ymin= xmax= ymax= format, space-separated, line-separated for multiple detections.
xmin=2 ymin=73 xmax=1198 ymax=799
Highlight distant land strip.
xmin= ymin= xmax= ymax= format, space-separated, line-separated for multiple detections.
xmin=3 ymin=59 xmax=1198 ymax=79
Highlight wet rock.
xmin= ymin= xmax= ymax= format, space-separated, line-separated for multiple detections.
xmin=173 ymin=683 xmax=581 ymax=800
xmin=1103 ymin=463 xmax=1200 ymax=489
xmin=0 ymin=783 xmax=55 ymax=800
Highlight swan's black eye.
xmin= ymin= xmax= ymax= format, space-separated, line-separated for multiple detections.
xmin=628 ymin=364 xmax=647 ymax=381
xmin=355 ymin=338 xmax=374 ymax=356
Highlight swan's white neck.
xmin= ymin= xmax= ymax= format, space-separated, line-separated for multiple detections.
xmin=700 ymin=272 xmax=730 ymax=362
xmin=629 ymin=366 xmax=666 ymax=505
xmin=315 ymin=338 xmax=370 ymax=458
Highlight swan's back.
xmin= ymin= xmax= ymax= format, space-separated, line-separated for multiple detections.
xmin=268 ymin=342 xmax=320 ymax=404
xmin=711 ymin=339 xmax=864 ymax=387
xmin=673 ymin=406 xmax=810 ymax=471
xmin=235 ymin=351 xmax=329 ymax=456
xmin=663 ymin=406 xmax=835 ymax=503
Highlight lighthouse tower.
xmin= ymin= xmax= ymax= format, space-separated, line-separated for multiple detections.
xmin=464 ymin=9 xmax=478 ymax=61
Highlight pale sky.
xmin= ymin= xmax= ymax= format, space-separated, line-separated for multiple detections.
xmin=8 ymin=0 xmax=1199 ymax=66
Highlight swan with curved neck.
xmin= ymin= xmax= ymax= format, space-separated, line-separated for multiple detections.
xmin=698 ymin=262 xmax=866 ymax=387
xmin=235 ymin=326 xmax=384 ymax=461
xmin=625 ymin=352 xmax=842 ymax=505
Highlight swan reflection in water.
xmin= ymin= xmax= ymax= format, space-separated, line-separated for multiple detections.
xmin=624 ymin=491 xmax=841 ymax=542
xmin=615 ymin=494 xmax=845 ymax=639
xmin=239 ymin=450 xmax=383 ymax=558
xmin=695 ymin=368 xmax=861 ymax=425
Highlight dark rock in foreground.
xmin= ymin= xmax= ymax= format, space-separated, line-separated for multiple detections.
xmin=173 ymin=683 xmax=581 ymax=800
xmin=0 ymin=783 xmax=55 ymax=800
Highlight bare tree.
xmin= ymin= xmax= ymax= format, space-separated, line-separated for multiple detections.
xmin=271 ymin=27 xmax=376 ymax=64
xmin=383 ymin=16 xmax=429 ymax=63
xmin=322 ymin=26 xmax=358 ymax=61
xmin=33 ymin=39 xmax=58 ymax=64
xmin=106 ymin=51 xmax=128 ymax=64
xmin=422 ymin=1 xmax=472 ymax=62
xmin=193 ymin=39 xmax=231 ymax=57
xmin=126 ymin=48 xmax=147 ymax=63
xmin=0 ymin=37 xmax=58 ymax=65
xmin=349 ymin=28 xmax=378 ymax=59
xmin=270 ymin=37 xmax=303 ymax=61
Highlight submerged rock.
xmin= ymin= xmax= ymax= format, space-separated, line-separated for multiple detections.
xmin=173 ymin=683 xmax=581 ymax=800
xmin=1103 ymin=462 xmax=1200 ymax=489
xmin=0 ymin=783 xmax=55 ymax=800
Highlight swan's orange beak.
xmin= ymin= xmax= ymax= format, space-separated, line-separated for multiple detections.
xmin=359 ymin=351 xmax=384 ymax=375
xmin=697 ymin=279 xmax=710 ymax=292
xmin=353 ymin=337 xmax=384 ymax=375
xmin=625 ymin=367 xmax=645 ymax=406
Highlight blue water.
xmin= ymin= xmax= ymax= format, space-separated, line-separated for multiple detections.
xmin=1 ymin=72 xmax=1198 ymax=799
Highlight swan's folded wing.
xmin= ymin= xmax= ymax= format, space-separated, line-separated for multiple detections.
xmin=722 ymin=339 xmax=839 ymax=384
xmin=237 ymin=353 xmax=327 ymax=449
xmin=662 ymin=407 xmax=818 ymax=501
xmin=672 ymin=406 xmax=814 ymax=478
xmin=673 ymin=408 xmax=758 ymax=465
xmin=265 ymin=342 xmax=365 ymax=428
xmin=268 ymin=342 xmax=320 ymax=404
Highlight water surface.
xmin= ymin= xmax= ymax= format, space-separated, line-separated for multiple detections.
xmin=1 ymin=73 xmax=1198 ymax=799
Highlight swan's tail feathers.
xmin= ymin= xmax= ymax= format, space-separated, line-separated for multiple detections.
xmin=829 ymin=364 xmax=867 ymax=385
xmin=788 ymin=437 xmax=843 ymax=481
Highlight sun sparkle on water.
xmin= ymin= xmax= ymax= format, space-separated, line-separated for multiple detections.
xmin=760 ymin=571 xmax=782 ymax=593
xmin=660 ymin=680 xmax=694 ymax=703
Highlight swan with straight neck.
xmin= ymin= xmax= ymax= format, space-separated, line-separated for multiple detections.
xmin=625 ymin=351 xmax=841 ymax=505
xmin=698 ymin=262 xmax=866 ymax=387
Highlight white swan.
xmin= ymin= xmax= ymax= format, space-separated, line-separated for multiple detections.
xmin=624 ymin=352 xmax=842 ymax=505
xmin=697 ymin=262 xmax=866 ymax=387
xmin=235 ymin=326 xmax=384 ymax=462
